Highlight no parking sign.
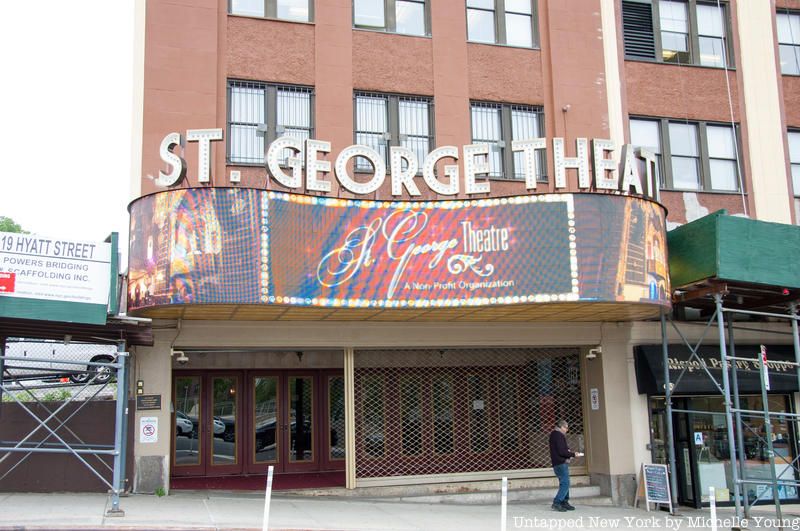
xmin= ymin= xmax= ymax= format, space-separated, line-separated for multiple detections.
xmin=140 ymin=416 xmax=158 ymax=444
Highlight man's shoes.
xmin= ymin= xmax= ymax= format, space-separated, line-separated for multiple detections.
xmin=551 ymin=503 xmax=568 ymax=512
xmin=561 ymin=501 xmax=576 ymax=511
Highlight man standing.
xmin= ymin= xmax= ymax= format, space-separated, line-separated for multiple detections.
xmin=549 ymin=420 xmax=584 ymax=512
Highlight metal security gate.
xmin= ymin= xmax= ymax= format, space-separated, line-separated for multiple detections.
xmin=353 ymin=347 xmax=583 ymax=480
xmin=0 ymin=338 xmax=129 ymax=514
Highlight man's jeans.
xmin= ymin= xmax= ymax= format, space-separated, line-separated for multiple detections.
xmin=553 ymin=463 xmax=570 ymax=504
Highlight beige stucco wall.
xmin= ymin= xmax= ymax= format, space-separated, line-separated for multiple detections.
xmin=737 ymin=0 xmax=792 ymax=223
xmin=131 ymin=317 xmax=795 ymax=496
xmin=131 ymin=319 xmax=607 ymax=491
xmin=166 ymin=320 xmax=601 ymax=349
xmin=131 ymin=329 xmax=174 ymax=492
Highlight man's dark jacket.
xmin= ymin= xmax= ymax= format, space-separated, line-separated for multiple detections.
xmin=549 ymin=429 xmax=575 ymax=466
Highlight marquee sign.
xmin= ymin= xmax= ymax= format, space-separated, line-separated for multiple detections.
xmin=155 ymin=129 xmax=660 ymax=200
xmin=127 ymin=189 xmax=669 ymax=311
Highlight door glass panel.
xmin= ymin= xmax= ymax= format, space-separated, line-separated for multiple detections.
xmin=174 ymin=376 xmax=201 ymax=466
xmin=499 ymin=374 xmax=519 ymax=450
xmin=432 ymin=376 xmax=454 ymax=454
xmin=254 ymin=377 xmax=278 ymax=463
xmin=329 ymin=376 xmax=346 ymax=460
xmin=401 ymin=377 xmax=422 ymax=456
xmin=363 ymin=376 xmax=385 ymax=458
xmin=289 ymin=376 xmax=313 ymax=462
xmin=648 ymin=397 xmax=668 ymax=465
xmin=468 ymin=375 xmax=490 ymax=452
xmin=212 ymin=377 xmax=237 ymax=465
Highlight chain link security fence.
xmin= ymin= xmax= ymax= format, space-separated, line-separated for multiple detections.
xmin=1 ymin=339 xmax=118 ymax=401
xmin=0 ymin=338 xmax=127 ymax=495
xmin=354 ymin=347 xmax=583 ymax=479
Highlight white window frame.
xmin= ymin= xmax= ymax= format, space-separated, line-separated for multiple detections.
xmin=630 ymin=116 xmax=742 ymax=192
xmin=354 ymin=91 xmax=434 ymax=174
xmin=777 ymin=11 xmax=800 ymax=76
xmin=227 ymin=80 xmax=314 ymax=166
xmin=621 ymin=0 xmax=732 ymax=68
xmin=353 ymin=0 xmax=430 ymax=37
xmin=470 ymin=101 xmax=545 ymax=181
xmin=228 ymin=0 xmax=313 ymax=22
xmin=789 ymin=131 xmax=800 ymax=196
xmin=466 ymin=0 xmax=539 ymax=48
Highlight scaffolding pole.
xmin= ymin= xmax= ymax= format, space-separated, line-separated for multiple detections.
xmin=107 ymin=347 xmax=129 ymax=516
xmin=661 ymin=310 xmax=679 ymax=514
xmin=714 ymin=293 xmax=742 ymax=515
xmin=662 ymin=292 xmax=800 ymax=525
xmin=757 ymin=350 xmax=782 ymax=523
xmin=728 ymin=318 xmax=750 ymax=517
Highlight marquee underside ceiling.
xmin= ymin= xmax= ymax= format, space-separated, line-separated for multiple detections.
xmin=131 ymin=301 xmax=664 ymax=322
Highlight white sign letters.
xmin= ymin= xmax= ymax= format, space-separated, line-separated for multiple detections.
xmin=156 ymin=129 xmax=660 ymax=200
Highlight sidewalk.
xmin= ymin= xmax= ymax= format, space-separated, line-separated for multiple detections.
xmin=1 ymin=490 xmax=800 ymax=531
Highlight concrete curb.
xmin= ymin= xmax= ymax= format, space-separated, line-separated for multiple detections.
xmin=395 ymin=484 xmax=605 ymax=504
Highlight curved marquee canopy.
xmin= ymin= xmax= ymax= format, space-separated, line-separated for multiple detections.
xmin=127 ymin=189 xmax=670 ymax=322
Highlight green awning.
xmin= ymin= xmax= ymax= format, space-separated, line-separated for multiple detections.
xmin=668 ymin=210 xmax=800 ymax=291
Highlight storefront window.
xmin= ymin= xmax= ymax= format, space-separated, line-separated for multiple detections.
xmin=649 ymin=395 xmax=798 ymax=505
xmin=649 ymin=396 xmax=668 ymax=465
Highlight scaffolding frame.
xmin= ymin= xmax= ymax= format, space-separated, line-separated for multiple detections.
xmin=0 ymin=338 xmax=130 ymax=516
xmin=661 ymin=293 xmax=800 ymax=525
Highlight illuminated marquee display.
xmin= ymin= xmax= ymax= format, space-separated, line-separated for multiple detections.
xmin=127 ymin=189 xmax=670 ymax=311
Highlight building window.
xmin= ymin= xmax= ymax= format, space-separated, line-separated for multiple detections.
xmin=354 ymin=0 xmax=428 ymax=36
xmin=789 ymin=131 xmax=800 ymax=196
xmin=227 ymin=80 xmax=313 ymax=165
xmin=778 ymin=12 xmax=800 ymax=75
xmin=467 ymin=0 xmax=537 ymax=48
xmin=630 ymin=117 xmax=741 ymax=192
xmin=630 ymin=119 xmax=663 ymax=187
xmin=621 ymin=0 xmax=730 ymax=68
xmin=354 ymin=92 xmax=433 ymax=172
xmin=229 ymin=0 xmax=312 ymax=22
xmin=470 ymin=102 xmax=545 ymax=180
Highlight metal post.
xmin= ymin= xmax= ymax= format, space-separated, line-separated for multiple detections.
xmin=343 ymin=347 xmax=356 ymax=489
xmin=791 ymin=303 xmax=800 ymax=522
xmin=790 ymin=302 xmax=800 ymax=429
xmin=262 ymin=465 xmax=274 ymax=531
xmin=116 ymin=341 xmax=129 ymax=496
xmin=791 ymin=303 xmax=800 ymax=388
xmin=728 ymin=319 xmax=749 ymax=517
xmin=758 ymin=351 xmax=783 ymax=524
xmin=501 ymin=476 xmax=508 ymax=531
xmin=107 ymin=351 xmax=129 ymax=516
xmin=714 ymin=294 xmax=741 ymax=516
xmin=0 ymin=337 xmax=5 ymax=411
xmin=661 ymin=310 xmax=678 ymax=513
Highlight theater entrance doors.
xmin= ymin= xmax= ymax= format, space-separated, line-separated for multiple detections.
xmin=171 ymin=370 xmax=345 ymax=478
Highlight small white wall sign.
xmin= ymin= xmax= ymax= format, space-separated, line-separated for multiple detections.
xmin=590 ymin=388 xmax=600 ymax=410
xmin=140 ymin=416 xmax=158 ymax=444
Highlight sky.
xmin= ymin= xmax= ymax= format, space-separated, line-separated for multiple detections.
xmin=0 ymin=2 xmax=134 ymax=265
